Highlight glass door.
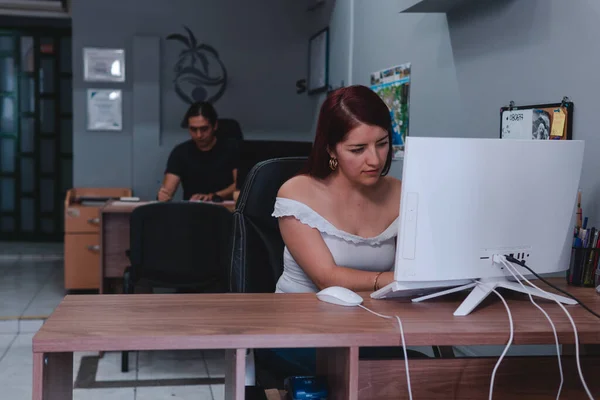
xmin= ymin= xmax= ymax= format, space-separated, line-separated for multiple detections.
xmin=0 ymin=27 xmax=72 ymax=241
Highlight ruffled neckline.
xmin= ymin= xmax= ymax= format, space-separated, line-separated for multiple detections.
xmin=272 ymin=197 xmax=398 ymax=245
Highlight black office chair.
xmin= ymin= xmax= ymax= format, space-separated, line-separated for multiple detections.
xmin=230 ymin=157 xmax=307 ymax=293
xmin=229 ymin=157 xmax=444 ymax=388
xmin=121 ymin=201 xmax=233 ymax=372
xmin=229 ymin=157 xmax=308 ymax=388
xmin=215 ymin=118 xmax=243 ymax=142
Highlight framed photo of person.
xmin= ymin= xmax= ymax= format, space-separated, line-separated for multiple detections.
xmin=307 ymin=27 xmax=329 ymax=95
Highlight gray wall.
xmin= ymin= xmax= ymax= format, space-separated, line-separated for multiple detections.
xmin=307 ymin=0 xmax=354 ymax=137
xmin=352 ymin=0 xmax=463 ymax=139
xmin=351 ymin=0 xmax=463 ymax=179
xmin=349 ymin=0 xmax=600 ymax=222
xmin=72 ymin=0 xmax=321 ymax=198
xmin=447 ymin=0 xmax=600 ymax=222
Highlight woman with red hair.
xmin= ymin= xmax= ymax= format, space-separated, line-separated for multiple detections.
xmin=257 ymin=85 xmax=421 ymax=380
xmin=273 ymin=85 xmax=399 ymax=293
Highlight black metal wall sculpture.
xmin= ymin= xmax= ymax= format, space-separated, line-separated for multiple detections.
xmin=166 ymin=26 xmax=228 ymax=104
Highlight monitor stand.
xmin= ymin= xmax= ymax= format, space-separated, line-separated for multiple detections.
xmin=411 ymin=277 xmax=577 ymax=316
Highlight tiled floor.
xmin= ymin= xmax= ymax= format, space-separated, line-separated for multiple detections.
xmin=0 ymin=241 xmax=227 ymax=399
xmin=0 ymin=336 xmax=226 ymax=399
xmin=0 ymin=242 xmax=65 ymax=330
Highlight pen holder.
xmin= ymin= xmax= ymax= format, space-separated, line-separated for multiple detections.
xmin=567 ymin=247 xmax=600 ymax=287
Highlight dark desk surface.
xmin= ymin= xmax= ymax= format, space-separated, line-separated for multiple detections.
xmin=33 ymin=279 xmax=600 ymax=353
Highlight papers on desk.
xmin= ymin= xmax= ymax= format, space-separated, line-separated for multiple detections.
xmin=110 ymin=201 xmax=157 ymax=206
xmin=80 ymin=201 xmax=108 ymax=207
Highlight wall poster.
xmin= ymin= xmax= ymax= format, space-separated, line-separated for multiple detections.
xmin=370 ymin=62 xmax=411 ymax=159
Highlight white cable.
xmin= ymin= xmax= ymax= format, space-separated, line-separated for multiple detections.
xmin=505 ymin=258 xmax=594 ymax=400
xmin=499 ymin=257 xmax=563 ymax=400
xmin=359 ymin=304 xmax=412 ymax=400
xmin=480 ymin=282 xmax=514 ymax=400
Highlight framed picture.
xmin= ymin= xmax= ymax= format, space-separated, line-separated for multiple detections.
xmin=307 ymin=27 xmax=329 ymax=95
xmin=83 ymin=47 xmax=125 ymax=82
xmin=500 ymin=101 xmax=574 ymax=141
xmin=87 ymin=89 xmax=123 ymax=131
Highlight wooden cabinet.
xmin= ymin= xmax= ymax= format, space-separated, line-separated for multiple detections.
xmin=64 ymin=188 xmax=132 ymax=290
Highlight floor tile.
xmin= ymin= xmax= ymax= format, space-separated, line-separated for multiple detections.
xmin=96 ymin=351 xmax=138 ymax=382
xmin=136 ymin=385 xmax=213 ymax=400
xmin=0 ymin=319 xmax=19 ymax=334
xmin=0 ymin=298 xmax=33 ymax=317
xmin=73 ymin=351 xmax=101 ymax=383
xmin=211 ymin=384 xmax=224 ymax=400
xmin=138 ymin=350 xmax=208 ymax=380
xmin=203 ymin=349 xmax=225 ymax=378
xmin=0 ymin=334 xmax=35 ymax=388
xmin=0 ymin=259 xmax=63 ymax=319
xmin=0 ymin=241 xmax=63 ymax=256
xmin=22 ymin=268 xmax=65 ymax=317
xmin=18 ymin=319 xmax=44 ymax=333
xmin=0 ymin=380 xmax=31 ymax=400
xmin=0 ymin=333 xmax=16 ymax=360
xmin=73 ymin=388 xmax=135 ymax=400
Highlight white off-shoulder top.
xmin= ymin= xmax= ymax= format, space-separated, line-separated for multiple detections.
xmin=272 ymin=197 xmax=398 ymax=293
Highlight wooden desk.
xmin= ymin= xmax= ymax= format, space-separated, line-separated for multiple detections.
xmin=33 ymin=280 xmax=600 ymax=399
xmin=99 ymin=200 xmax=236 ymax=293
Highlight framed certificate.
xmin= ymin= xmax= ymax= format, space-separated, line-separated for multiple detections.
xmin=87 ymin=89 xmax=123 ymax=131
xmin=83 ymin=47 xmax=125 ymax=82
xmin=307 ymin=27 xmax=329 ymax=95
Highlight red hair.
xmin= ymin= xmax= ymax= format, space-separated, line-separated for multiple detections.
xmin=302 ymin=85 xmax=393 ymax=179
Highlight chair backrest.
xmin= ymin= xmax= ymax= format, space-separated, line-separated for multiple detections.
xmin=236 ymin=140 xmax=313 ymax=190
xmin=229 ymin=157 xmax=307 ymax=293
xmin=215 ymin=118 xmax=243 ymax=141
xmin=129 ymin=202 xmax=233 ymax=289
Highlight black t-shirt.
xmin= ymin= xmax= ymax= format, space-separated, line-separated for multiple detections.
xmin=165 ymin=138 xmax=240 ymax=200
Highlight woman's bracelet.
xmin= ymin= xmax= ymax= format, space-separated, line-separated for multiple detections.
xmin=373 ymin=272 xmax=384 ymax=291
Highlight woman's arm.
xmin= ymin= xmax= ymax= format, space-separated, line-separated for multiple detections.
xmin=279 ymin=215 xmax=394 ymax=292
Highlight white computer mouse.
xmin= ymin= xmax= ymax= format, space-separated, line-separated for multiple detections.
xmin=316 ymin=286 xmax=364 ymax=307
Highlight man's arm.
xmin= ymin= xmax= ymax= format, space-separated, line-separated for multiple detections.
xmin=213 ymin=169 xmax=237 ymax=199
xmin=157 ymin=173 xmax=180 ymax=201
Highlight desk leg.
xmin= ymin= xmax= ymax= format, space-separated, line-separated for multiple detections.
xmin=225 ymin=348 xmax=247 ymax=400
xmin=32 ymin=352 xmax=73 ymax=400
xmin=317 ymin=347 xmax=359 ymax=400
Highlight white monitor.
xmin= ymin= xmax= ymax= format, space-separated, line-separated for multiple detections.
xmin=379 ymin=137 xmax=585 ymax=315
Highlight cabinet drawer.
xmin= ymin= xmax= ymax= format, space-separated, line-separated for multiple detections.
xmin=64 ymin=234 xmax=100 ymax=290
xmin=65 ymin=206 xmax=101 ymax=233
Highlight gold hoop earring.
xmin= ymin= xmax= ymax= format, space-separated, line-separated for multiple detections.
xmin=329 ymin=157 xmax=338 ymax=171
